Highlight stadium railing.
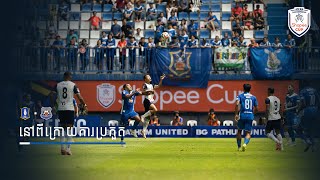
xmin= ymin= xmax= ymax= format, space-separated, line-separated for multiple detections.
xmin=16 ymin=46 xmax=320 ymax=75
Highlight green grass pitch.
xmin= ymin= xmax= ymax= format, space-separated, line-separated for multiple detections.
xmin=11 ymin=138 xmax=319 ymax=180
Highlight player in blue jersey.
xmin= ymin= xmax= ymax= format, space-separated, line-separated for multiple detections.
xmin=283 ymin=84 xmax=300 ymax=146
xmin=298 ymin=86 xmax=320 ymax=152
xmin=121 ymin=83 xmax=143 ymax=138
xmin=235 ymin=84 xmax=258 ymax=152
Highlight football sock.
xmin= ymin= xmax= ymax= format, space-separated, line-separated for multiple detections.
xmin=244 ymin=138 xmax=250 ymax=145
xmin=284 ymin=131 xmax=290 ymax=142
xmin=66 ymin=127 xmax=73 ymax=151
xmin=142 ymin=111 xmax=151 ymax=118
xmin=276 ymin=134 xmax=283 ymax=144
xmin=288 ymin=128 xmax=295 ymax=142
xmin=143 ymin=117 xmax=150 ymax=132
xmin=60 ymin=135 xmax=65 ymax=150
xmin=267 ymin=133 xmax=280 ymax=143
xmin=237 ymin=138 xmax=241 ymax=148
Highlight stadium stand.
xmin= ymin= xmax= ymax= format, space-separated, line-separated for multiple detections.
xmin=187 ymin=120 xmax=198 ymax=127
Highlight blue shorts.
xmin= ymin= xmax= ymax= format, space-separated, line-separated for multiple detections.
xmin=285 ymin=112 xmax=299 ymax=127
xmin=237 ymin=119 xmax=253 ymax=132
xmin=120 ymin=111 xmax=138 ymax=126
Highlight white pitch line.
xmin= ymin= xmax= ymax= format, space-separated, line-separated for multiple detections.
xmin=19 ymin=142 xmax=31 ymax=145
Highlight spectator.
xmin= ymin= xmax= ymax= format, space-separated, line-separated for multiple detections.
xmin=116 ymin=0 xmax=126 ymax=12
xmin=51 ymin=35 xmax=64 ymax=73
xmin=201 ymin=38 xmax=211 ymax=48
xmin=168 ymin=11 xmax=178 ymax=28
xmin=94 ymin=40 xmax=104 ymax=74
xmin=207 ymin=108 xmax=220 ymax=126
xmin=238 ymin=36 xmax=247 ymax=47
xmin=145 ymin=37 xmax=155 ymax=71
xmin=206 ymin=11 xmax=220 ymax=32
xmin=124 ymin=3 xmax=134 ymax=21
xmin=231 ymin=41 xmax=238 ymax=47
xmin=189 ymin=3 xmax=200 ymax=13
xmin=66 ymin=29 xmax=79 ymax=45
xmin=172 ymin=111 xmax=183 ymax=126
xmin=127 ymin=36 xmax=139 ymax=73
xmin=254 ymin=13 xmax=265 ymax=30
xmin=117 ymin=35 xmax=127 ymax=72
xmin=121 ymin=19 xmax=133 ymax=38
xmin=88 ymin=11 xmax=101 ymax=30
xmin=169 ymin=36 xmax=180 ymax=48
xmin=167 ymin=24 xmax=177 ymax=41
xmin=178 ymin=0 xmax=189 ymax=12
xmin=211 ymin=35 xmax=222 ymax=48
xmin=187 ymin=35 xmax=198 ymax=48
xmin=155 ymin=19 xmax=164 ymax=43
xmin=134 ymin=28 xmax=143 ymax=42
xmin=79 ymin=39 xmax=90 ymax=73
xmin=166 ymin=3 xmax=178 ymax=19
xmin=179 ymin=29 xmax=189 ymax=49
xmin=221 ymin=32 xmax=230 ymax=47
xmin=241 ymin=3 xmax=249 ymax=20
xmin=58 ymin=0 xmax=69 ymax=21
xmin=188 ymin=20 xmax=198 ymax=39
xmin=272 ymin=37 xmax=283 ymax=49
xmin=106 ymin=34 xmax=116 ymax=73
xmin=178 ymin=19 xmax=187 ymax=31
xmin=230 ymin=2 xmax=243 ymax=21
xmin=249 ymin=38 xmax=259 ymax=47
xmin=150 ymin=115 xmax=160 ymax=126
xmin=146 ymin=3 xmax=157 ymax=21
xmin=139 ymin=37 xmax=148 ymax=72
xmin=253 ymin=4 xmax=263 ymax=17
xmin=110 ymin=19 xmax=121 ymax=39
xmin=47 ymin=21 xmax=57 ymax=39
xmin=134 ymin=1 xmax=144 ymax=22
xmin=232 ymin=19 xmax=243 ymax=36
xmin=157 ymin=36 xmax=168 ymax=48
xmin=158 ymin=12 xmax=167 ymax=25
xmin=65 ymin=37 xmax=78 ymax=71
xmin=259 ymin=37 xmax=271 ymax=47
xmin=232 ymin=31 xmax=240 ymax=43
xmin=243 ymin=12 xmax=254 ymax=30
xmin=284 ymin=34 xmax=296 ymax=48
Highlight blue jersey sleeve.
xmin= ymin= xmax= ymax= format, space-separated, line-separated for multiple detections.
xmin=122 ymin=90 xmax=129 ymax=99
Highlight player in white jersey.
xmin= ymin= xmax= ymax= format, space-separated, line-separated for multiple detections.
xmin=140 ymin=74 xmax=165 ymax=138
xmin=265 ymin=88 xmax=283 ymax=151
xmin=54 ymin=71 xmax=87 ymax=155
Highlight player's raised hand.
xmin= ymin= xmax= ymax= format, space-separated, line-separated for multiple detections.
xmin=160 ymin=74 xmax=166 ymax=80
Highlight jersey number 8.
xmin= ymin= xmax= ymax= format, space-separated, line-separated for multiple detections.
xmin=62 ymin=87 xmax=68 ymax=99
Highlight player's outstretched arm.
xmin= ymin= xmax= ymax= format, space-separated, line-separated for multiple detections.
xmin=154 ymin=74 xmax=166 ymax=89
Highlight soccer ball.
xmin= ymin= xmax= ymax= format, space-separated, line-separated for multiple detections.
xmin=161 ymin=32 xmax=170 ymax=39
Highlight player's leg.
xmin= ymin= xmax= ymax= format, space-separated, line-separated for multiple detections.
xmin=65 ymin=111 xmax=75 ymax=155
xmin=141 ymin=99 xmax=152 ymax=123
xmin=266 ymin=121 xmax=280 ymax=144
xmin=274 ymin=120 xmax=284 ymax=151
xmin=236 ymin=120 xmax=244 ymax=151
xmin=58 ymin=111 xmax=67 ymax=155
xmin=130 ymin=113 xmax=142 ymax=138
xmin=242 ymin=120 xmax=253 ymax=151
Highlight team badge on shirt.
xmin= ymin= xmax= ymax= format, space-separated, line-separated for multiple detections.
xmin=20 ymin=107 xmax=30 ymax=120
xmin=97 ymin=83 xmax=115 ymax=109
xmin=288 ymin=7 xmax=310 ymax=37
xmin=40 ymin=107 xmax=53 ymax=120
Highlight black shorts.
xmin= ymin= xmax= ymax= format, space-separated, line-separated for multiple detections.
xmin=58 ymin=110 xmax=75 ymax=126
xmin=265 ymin=119 xmax=281 ymax=132
xmin=143 ymin=99 xmax=152 ymax=113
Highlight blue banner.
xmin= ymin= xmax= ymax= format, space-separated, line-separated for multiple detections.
xmin=250 ymin=47 xmax=294 ymax=79
xmin=150 ymin=48 xmax=212 ymax=88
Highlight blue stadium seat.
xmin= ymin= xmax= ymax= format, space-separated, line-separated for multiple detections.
xmin=157 ymin=4 xmax=166 ymax=14
xmin=221 ymin=12 xmax=231 ymax=21
xmin=211 ymin=0 xmax=220 ymax=3
xmin=201 ymin=5 xmax=210 ymax=12
xmin=93 ymin=4 xmax=102 ymax=12
xmin=102 ymin=13 xmax=113 ymax=21
xmin=200 ymin=30 xmax=210 ymax=39
xmin=127 ymin=22 xmax=134 ymax=28
xmin=113 ymin=13 xmax=123 ymax=20
xmin=268 ymin=25 xmax=287 ymax=30
xmin=268 ymin=3 xmax=286 ymax=8
xmin=178 ymin=12 xmax=188 ymax=20
xmin=222 ymin=0 xmax=231 ymax=3
xmin=255 ymin=31 xmax=264 ymax=39
xmin=221 ymin=30 xmax=232 ymax=38
xmin=82 ymin=3 xmax=91 ymax=11
xmin=211 ymin=4 xmax=221 ymax=12
xmin=201 ymin=0 xmax=211 ymax=4
xmin=103 ymin=4 xmax=113 ymax=12
xmin=268 ymin=29 xmax=287 ymax=35
xmin=200 ymin=12 xmax=208 ymax=21
xmin=189 ymin=12 xmax=198 ymax=21
xmin=70 ymin=12 xmax=80 ymax=20
xmin=145 ymin=30 xmax=155 ymax=39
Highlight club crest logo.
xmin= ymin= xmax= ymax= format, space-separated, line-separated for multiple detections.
xmin=20 ymin=107 xmax=30 ymax=120
xmin=288 ymin=7 xmax=311 ymax=37
xmin=264 ymin=49 xmax=282 ymax=73
xmin=40 ymin=107 xmax=53 ymax=120
xmin=97 ymin=83 xmax=115 ymax=109
xmin=168 ymin=50 xmax=191 ymax=79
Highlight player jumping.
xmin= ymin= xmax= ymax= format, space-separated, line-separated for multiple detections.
xmin=265 ymin=88 xmax=283 ymax=151
xmin=283 ymin=84 xmax=300 ymax=146
xmin=120 ymin=83 xmax=143 ymax=138
xmin=54 ymin=71 xmax=88 ymax=155
xmin=235 ymin=84 xmax=258 ymax=152
xmin=298 ymin=85 xmax=320 ymax=152
xmin=140 ymin=74 xmax=166 ymax=138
